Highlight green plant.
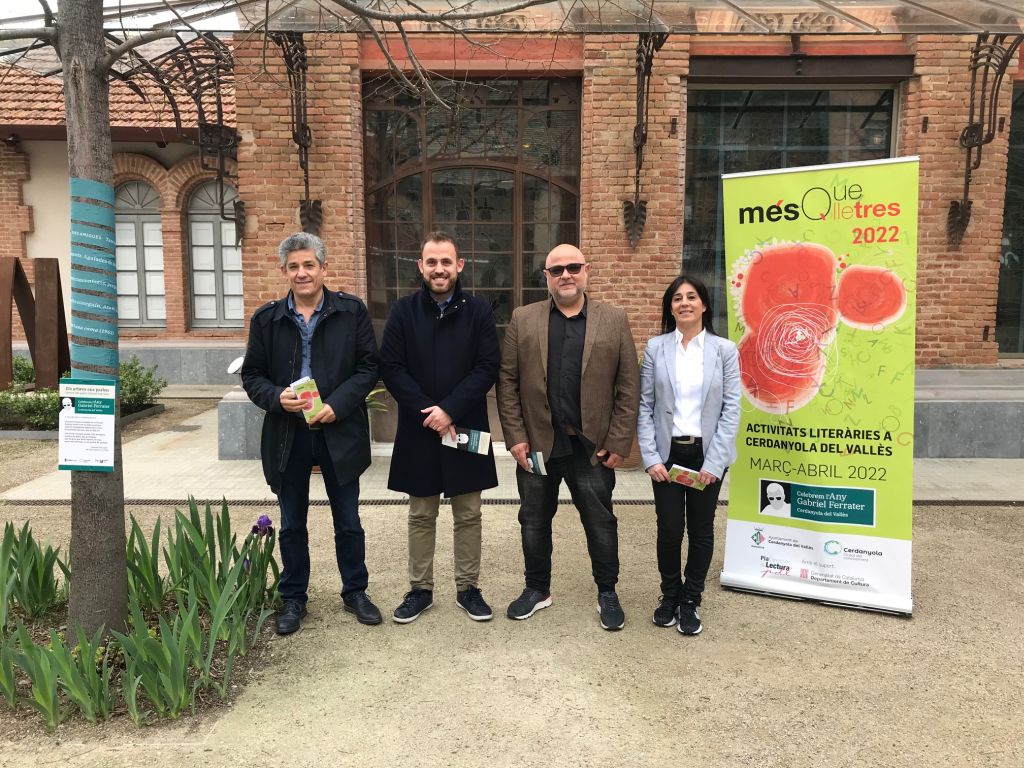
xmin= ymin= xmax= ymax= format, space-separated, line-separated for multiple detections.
xmin=127 ymin=515 xmax=167 ymax=612
xmin=238 ymin=514 xmax=280 ymax=615
xmin=122 ymin=668 xmax=146 ymax=725
xmin=0 ymin=522 xmax=15 ymax=633
xmin=14 ymin=623 xmax=63 ymax=731
xmin=47 ymin=626 xmax=113 ymax=723
xmin=11 ymin=356 xmax=34 ymax=387
xmin=113 ymin=603 xmax=196 ymax=719
xmin=0 ymin=389 xmax=60 ymax=430
xmin=119 ymin=356 xmax=167 ymax=413
xmin=365 ymin=387 xmax=390 ymax=412
xmin=0 ymin=632 xmax=17 ymax=708
xmin=9 ymin=522 xmax=69 ymax=619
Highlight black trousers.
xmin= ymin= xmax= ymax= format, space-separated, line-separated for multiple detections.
xmin=651 ymin=441 xmax=724 ymax=606
xmin=277 ymin=425 xmax=368 ymax=604
xmin=516 ymin=436 xmax=618 ymax=593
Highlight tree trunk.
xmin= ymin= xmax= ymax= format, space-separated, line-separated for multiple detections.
xmin=59 ymin=0 xmax=128 ymax=635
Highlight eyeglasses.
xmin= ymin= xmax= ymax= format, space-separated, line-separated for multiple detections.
xmin=767 ymin=495 xmax=783 ymax=501
xmin=543 ymin=263 xmax=585 ymax=277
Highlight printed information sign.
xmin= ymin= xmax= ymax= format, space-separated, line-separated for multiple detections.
xmin=719 ymin=157 xmax=917 ymax=614
xmin=58 ymin=378 xmax=116 ymax=472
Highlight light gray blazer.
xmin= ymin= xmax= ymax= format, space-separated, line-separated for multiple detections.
xmin=637 ymin=331 xmax=741 ymax=479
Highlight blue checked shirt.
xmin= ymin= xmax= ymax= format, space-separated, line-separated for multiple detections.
xmin=287 ymin=292 xmax=325 ymax=380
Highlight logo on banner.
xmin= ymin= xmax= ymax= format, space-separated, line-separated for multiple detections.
xmin=800 ymin=568 xmax=809 ymax=579
xmin=760 ymin=555 xmax=791 ymax=577
xmin=751 ymin=528 xmax=766 ymax=547
xmin=824 ymin=540 xmax=841 ymax=555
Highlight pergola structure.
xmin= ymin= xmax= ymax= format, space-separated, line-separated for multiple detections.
xmin=4 ymin=1 xmax=1023 ymax=246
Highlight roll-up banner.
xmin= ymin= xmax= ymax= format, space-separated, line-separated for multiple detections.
xmin=720 ymin=157 xmax=917 ymax=614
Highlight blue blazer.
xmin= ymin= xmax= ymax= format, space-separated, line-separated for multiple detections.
xmin=637 ymin=331 xmax=741 ymax=479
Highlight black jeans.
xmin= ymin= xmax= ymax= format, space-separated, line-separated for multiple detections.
xmin=516 ymin=436 xmax=618 ymax=593
xmin=651 ymin=442 xmax=724 ymax=606
xmin=276 ymin=424 xmax=368 ymax=604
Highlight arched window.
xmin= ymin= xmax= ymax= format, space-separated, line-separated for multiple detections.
xmin=115 ymin=181 xmax=164 ymax=327
xmin=363 ymin=78 xmax=581 ymax=342
xmin=187 ymin=181 xmax=243 ymax=327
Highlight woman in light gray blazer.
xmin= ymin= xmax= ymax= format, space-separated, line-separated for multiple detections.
xmin=637 ymin=275 xmax=741 ymax=636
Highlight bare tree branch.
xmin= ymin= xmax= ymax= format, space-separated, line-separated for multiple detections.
xmin=0 ymin=28 xmax=55 ymax=43
xmin=37 ymin=0 xmax=54 ymax=28
xmin=101 ymin=29 xmax=184 ymax=70
xmin=395 ymin=20 xmax=446 ymax=105
xmin=366 ymin=22 xmax=421 ymax=94
xmin=326 ymin=0 xmax=560 ymax=24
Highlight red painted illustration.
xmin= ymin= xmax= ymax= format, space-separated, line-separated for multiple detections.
xmin=731 ymin=241 xmax=907 ymax=414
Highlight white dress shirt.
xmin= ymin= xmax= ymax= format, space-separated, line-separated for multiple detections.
xmin=672 ymin=328 xmax=704 ymax=438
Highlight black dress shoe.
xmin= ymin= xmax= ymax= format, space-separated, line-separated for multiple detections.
xmin=343 ymin=591 xmax=382 ymax=625
xmin=275 ymin=599 xmax=307 ymax=635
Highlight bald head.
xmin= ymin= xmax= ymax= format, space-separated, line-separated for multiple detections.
xmin=544 ymin=243 xmax=589 ymax=312
xmin=545 ymin=243 xmax=585 ymax=267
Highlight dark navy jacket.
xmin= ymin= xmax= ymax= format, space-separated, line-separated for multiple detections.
xmin=241 ymin=289 xmax=379 ymax=492
xmin=379 ymin=281 xmax=499 ymax=497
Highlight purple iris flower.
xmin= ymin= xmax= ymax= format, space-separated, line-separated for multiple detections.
xmin=251 ymin=515 xmax=274 ymax=536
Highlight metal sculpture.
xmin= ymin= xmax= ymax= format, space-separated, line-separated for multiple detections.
xmin=271 ymin=31 xmax=322 ymax=236
xmin=623 ymin=31 xmax=668 ymax=249
xmin=948 ymin=33 xmax=1024 ymax=246
xmin=116 ymin=32 xmax=244 ymax=242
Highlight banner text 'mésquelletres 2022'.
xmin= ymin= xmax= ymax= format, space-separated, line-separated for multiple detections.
xmin=720 ymin=157 xmax=918 ymax=614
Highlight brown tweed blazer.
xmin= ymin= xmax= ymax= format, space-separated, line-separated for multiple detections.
xmin=497 ymin=296 xmax=640 ymax=464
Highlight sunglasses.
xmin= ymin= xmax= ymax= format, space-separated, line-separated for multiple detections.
xmin=543 ymin=263 xmax=585 ymax=277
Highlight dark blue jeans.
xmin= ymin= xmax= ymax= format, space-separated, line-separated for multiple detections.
xmin=276 ymin=425 xmax=368 ymax=604
xmin=651 ymin=442 xmax=723 ymax=606
xmin=516 ymin=436 xmax=619 ymax=593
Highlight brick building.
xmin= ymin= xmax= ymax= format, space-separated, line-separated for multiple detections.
xmin=1 ymin=2 xmax=1023 ymax=390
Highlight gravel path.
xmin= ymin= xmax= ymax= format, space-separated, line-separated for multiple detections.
xmin=1 ymin=491 xmax=1021 ymax=767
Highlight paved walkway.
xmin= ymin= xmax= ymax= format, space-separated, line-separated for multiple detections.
xmin=4 ymin=405 xmax=1023 ymax=504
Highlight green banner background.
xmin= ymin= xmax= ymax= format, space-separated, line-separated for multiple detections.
xmin=723 ymin=158 xmax=918 ymax=542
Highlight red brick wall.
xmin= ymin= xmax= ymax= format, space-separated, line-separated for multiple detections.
xmin=579 ymin=36 xmax=690 ymax=351
xmin=900 ymin=35 xmax=1016 ymax=366
xmin=234 ymin=34 xmax=366 ymax=311
xmin=0 ymin=144 xmax=33 ymax=342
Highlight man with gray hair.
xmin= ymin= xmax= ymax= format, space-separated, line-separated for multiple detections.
xmin=242 ymin=232 xmax=382 ymax=634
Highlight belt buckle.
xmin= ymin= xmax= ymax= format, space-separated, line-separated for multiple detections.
xmin=674 ymin=435 xmax=696 ymax=445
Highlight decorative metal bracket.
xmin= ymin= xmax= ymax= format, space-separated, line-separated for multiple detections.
xmin=948 ymin=33 xmax=1024 ymax=246
xmin=271 ymin=32 xmax=322 ymax=236
xmin=623 ymin=32 xmax=668 ymax=249
xmin=116 ymin=33 xmax=244 ymax=243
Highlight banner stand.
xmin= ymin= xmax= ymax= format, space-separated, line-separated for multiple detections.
xmin=720 ymin=157 xmax=918 ymax=615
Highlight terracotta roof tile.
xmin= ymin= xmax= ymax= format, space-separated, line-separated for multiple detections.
xmin=1 ymin=63 xmax=236 ymax=132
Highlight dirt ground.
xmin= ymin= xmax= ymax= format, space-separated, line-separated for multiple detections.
xmin=0 ymin=403 xmax=1021 ymax=767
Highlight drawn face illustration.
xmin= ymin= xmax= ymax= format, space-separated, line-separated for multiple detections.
xmin=766 ymin=483 xmax=786 ymax=510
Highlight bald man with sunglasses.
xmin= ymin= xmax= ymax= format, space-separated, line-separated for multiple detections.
xmin=498 ymin=244 xmax=640 ymax=630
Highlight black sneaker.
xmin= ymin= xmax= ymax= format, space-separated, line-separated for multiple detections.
xmin=392 ymin=589 xmax=433 ymax=623
xmin=456 ymin=586 xmax=493 ymax=621
xmin=652 ymin=595 xmax=678 ymax=627
xmin=343 ymin=590 xmax=383 ymax=625
xmin=677 ymin=601 xmax=703 ymax=635
xmin=275 ymin=599 xmax=307 ymax=635
xmin=506 ymin=588 xmax=552 ymax=620
xmin=597 ymin=590 xmax=625 ymax=631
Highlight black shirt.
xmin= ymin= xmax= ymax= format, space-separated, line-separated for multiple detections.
xmin=547 ymin=297 xmax=590 ymax=459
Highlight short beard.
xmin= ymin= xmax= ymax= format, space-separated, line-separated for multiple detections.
xmin=426 ymin=276 xmax=453 ymax=298
xmin=551 ymin=286 xmax=583 ymax=307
